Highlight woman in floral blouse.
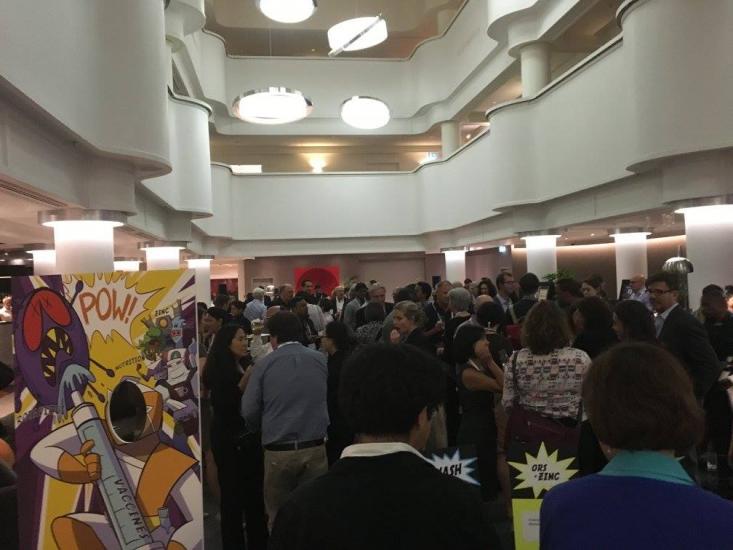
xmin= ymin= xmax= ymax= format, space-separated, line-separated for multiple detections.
xmin=502 ymin=301 xmax=591 ymax=421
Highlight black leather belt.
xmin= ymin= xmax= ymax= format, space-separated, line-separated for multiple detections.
xmin=264 ymin=439 xmax=324 ymax=452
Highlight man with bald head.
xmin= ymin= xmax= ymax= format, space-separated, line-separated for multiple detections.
xmin=272 ymin=284 xmax=295 ymax=309
xmin=627 ymin=274 xmax=651 ymax=310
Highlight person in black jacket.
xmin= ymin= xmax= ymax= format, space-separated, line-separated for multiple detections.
xmin=269 ymin=344 xmax=499 ymax=550
xmin=572 ymin=297 xmax=619 ymax=359
xmin=571 ymin=297 xmax=619 ymax=475
xmin=389 ymin=300 xmax=434 ymax=354
xmin=647 ymin=272 xmax=721 ymax=400
xmin=202 ymin=324 xmax=268 ymax=550
xmin=321 ymin=321 xmax=355 ymax=465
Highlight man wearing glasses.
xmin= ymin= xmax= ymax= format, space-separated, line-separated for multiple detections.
xmin=647 ymin=272 xmax=720 ymax=400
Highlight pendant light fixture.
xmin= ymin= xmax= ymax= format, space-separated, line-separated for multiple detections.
xmin=257 ymin=0 xmax=317 ymax=24
xmin=340 ymin=96 xmax=390 ymax=129
xmin=328 ymin=14 xmax=388 ymax=56
xmin=233 ymin=87 xmax=314 ymax=125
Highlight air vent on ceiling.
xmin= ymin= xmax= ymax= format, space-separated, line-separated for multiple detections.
xmin=0 ymin=178 xmax=66 ymax=207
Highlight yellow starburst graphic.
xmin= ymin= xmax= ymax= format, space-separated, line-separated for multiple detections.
xmin=508 ymin=442 xmax=578 ymax=498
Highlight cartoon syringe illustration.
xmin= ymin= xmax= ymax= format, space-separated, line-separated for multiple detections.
xmin=15 ymin=284 xmax=165 ymax=550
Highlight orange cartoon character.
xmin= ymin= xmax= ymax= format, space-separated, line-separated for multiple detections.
xmin=30 ymin=378 xmax=202 ymax=550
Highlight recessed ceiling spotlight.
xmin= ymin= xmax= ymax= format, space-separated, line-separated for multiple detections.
xmin=233 ymin=88 xmax=313 ymax=125
xmin=328 ymin=15 xmax=388 ymax=56
xmin=340 ymin=96 xmax=390 ymax=129
xmin=590 ymin=233 xmax=595 ymax=237
xmin=257 ymin=0 xmax=317 ymax=24
xmin=466 ymin=134 xmax=472 ymax=140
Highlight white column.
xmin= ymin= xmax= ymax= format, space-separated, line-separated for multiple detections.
xmin=144 ymin=248 xmax=182 ymax=270
xmin=441 ymin=121 xmax=460 ymax=158
xmin=186 ymin=258 xmax=213 ymax=306
xmin=443 ymin=249 xmax=466 ymax=283
xmin=237 ymin=260 xmax=247 ymax=300
xmin=522 ymin=235 xmax=558 ymax=278
xmin=140 ymin=242 xmax=186 ymax=271
xmin=681 ymin=205 xmax=733 ymax=302
xmin=611 ymin=232 xmax=649 ymax=295
xmin=520 ymin=42 xmax=551 ymax=97
xmin=53 ymin=223 xmax=116 ymax=273
xmin=27 ymin=247 xmax=56 ymax=275
xmin=39 ymin=211 xmax=126 ymax=274
xmin=113 ymin=259 xmax=141 ymax=272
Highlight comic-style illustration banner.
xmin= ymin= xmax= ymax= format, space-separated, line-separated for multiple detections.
xmin=423 ymin=446 xmax=480 ymax=486
xmin=508 ymin=442 xmax=578 ymax=550
xmin=13 ymin=270 xmax=202 ymax=550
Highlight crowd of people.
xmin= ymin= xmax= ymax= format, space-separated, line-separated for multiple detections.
xmin=194 ymin=271 xmax=733 ymax=549
xmin=1 ymin=271 xmax=732 ymax=548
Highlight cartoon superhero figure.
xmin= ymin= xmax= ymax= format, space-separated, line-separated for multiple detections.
xmin=30 ymin=379 xmax=202 ymax=550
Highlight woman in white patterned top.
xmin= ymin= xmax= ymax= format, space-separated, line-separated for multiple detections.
xmin=502 ymin=301 xmax=591 ymax=420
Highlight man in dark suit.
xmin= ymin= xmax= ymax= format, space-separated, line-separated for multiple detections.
xmin=269 ymin=344 xmax=498 ymax=550
xmin=354 ymin=282 xmax=394 ymax=328
xmin=647 ymin=272 xmax=721 ymax=400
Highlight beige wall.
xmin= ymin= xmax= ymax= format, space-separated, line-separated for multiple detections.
xmin=466 ymin=248 xmax=514 ymax=282
xmin=511 ymin=235 xmax=686 ymax=298
xmin=224 ymin=253 xmax=447 ymax=297
xmin=210 ymin=145 xmax=440 ymax=173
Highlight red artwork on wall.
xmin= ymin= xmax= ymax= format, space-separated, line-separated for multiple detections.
xmin=294 ymin=266 xmax=340 ymax=296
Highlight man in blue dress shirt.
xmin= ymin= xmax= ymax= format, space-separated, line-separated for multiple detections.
xmin=241 ymin=310 xmax=329 ymax=529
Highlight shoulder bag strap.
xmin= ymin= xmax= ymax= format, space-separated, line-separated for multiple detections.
xmin=509 ymin=303 xmax=518 ymax=324
xmin=510 ymin=350 xmax=521 ymax=407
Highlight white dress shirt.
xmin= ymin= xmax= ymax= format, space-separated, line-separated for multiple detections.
xmin=655 ymin=303 xmax=678 ymax=337
xmin=341 ymin=442 xmax=427 ymax=461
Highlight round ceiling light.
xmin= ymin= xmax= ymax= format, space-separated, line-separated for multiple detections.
xmin=340 ymin=96 xmax=391 ymax=130
xmin=257 ymin=0 xmax=317 ymax=24
xmin=233 ymin=87 xmax=313 ymax=125
xmin=328 ymin=16 xmax=388 ymax=55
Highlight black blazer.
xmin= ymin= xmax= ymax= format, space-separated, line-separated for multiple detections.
xmin=659 ymin=306 xmax=721 ymax=399
xmin=269 ymin=452 xmax=498 ymax=550
xmin=405 ymin=328 xmax=435 ymax=355
xmin=355 ymin=301 xmax=394 ymax=328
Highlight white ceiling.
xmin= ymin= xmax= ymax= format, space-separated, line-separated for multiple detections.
xmin=205 ymin=0 xmax=623 ymax=172
xmin=206 ymin=0 xmax=466 ymax=58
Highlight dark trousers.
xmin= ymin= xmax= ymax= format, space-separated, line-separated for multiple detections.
xmin=211 ymin=426 xmax=269 ymax=550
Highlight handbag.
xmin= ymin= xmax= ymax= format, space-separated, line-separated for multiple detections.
xmin=505 ymin=351 xmax=581 ymax=451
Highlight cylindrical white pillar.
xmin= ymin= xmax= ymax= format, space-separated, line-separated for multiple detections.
xmin=520 ymin=42 xmax=551 ymax=97
xmin=441 ymin=121 xmax=460 ymax=158
xmin=114 ymin=258 xmax=141 ymax=272
xmin=39 ymin=210 xmax=126 ymax=274
xmin=237 ymin=260 xmax=247 ymax=300
xmin=140 ymin=241 xmax=186 ymax=271
xmin=681 ymin=205 xmax=733 ymax=302
xmin=26 ymin=244 xmax=56 ymax=275
xmin=443 ymin=248 xmax=467 ymax=283
xmin=186 ymin=257 xmax=213 ymax=306
xmin=522 ymin=235 xmax=559 ymax=278
xmin=611 ymin=232 xmax=650 ymax=296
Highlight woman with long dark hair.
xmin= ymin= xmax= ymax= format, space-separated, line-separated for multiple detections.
xmin=453 ymin=325 xmax=504 ymax=502
xmin=613 ymin=300 xmax=657 ymax=343
xmin=321 ymin=321 xmax=355 ymax=465
xmin=572 ymin=297 xmax=619 ymax=359
xmin=202 ymin=324 xmax=268 ymax=549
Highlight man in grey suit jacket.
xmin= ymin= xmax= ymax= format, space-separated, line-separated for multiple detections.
xmin=242 ymin=310 xmax=329 ymax=528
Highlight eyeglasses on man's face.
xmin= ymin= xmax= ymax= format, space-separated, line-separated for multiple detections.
xmin=648 ymin=288 xmax=674 ymax=296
